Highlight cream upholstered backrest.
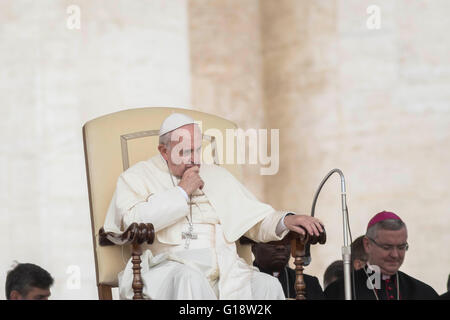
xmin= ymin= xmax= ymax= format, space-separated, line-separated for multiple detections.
xmin=83 ymin=107 xmax=250 ymax=287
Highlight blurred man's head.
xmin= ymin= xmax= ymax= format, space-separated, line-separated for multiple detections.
xmin=363 ymin=211 xmax=408 ymax=276
xmin=252 ymin=243 xmax=291 ymax=273
xmin=351 ymin=235 xmax=368 ymax=270
xmin=323 ymin=260 xmax=343 ymax=289
xmin=158 ymin=114 xmax=202 ymax=178
xmin=5 ymin=263 xmax=54 ymax=300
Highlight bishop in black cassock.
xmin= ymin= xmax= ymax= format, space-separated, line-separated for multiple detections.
xmin=325 ymin=266 xmax=438 ymax=300
xmin=325 ymin=211 xmax=438 ymax=300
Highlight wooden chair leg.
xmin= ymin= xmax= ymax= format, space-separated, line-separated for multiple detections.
xmin=98 ymin=284 xmax=113 ymax=300
xmin=291 ymin=238 xmax=307 ymax=300
xmin=131 ymin=243 xmax=144 ymax=299
xmin=294 ymin=255 xmax=306 ymax=300
xmin=98 ymin=245 xmax=144 ymax=300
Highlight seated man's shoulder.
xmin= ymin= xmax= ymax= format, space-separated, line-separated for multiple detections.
xmin=115 ymin=159 xmax=161 ymax=190
xmin=121 ymin=161 xmax=148 ymax=178
xmin=399 ymin=271 xmax=439 ymax=298
xmin=122 ymin=156 xmax=160 ymax=177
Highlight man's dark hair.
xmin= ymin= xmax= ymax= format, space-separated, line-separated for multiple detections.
xmin=351 ymin=235 xmax=368 ymax=263
xmin=5 ymin=263 xmax=54 ymax=299
xmin=323 ymin=260 xmax=344 ymax=289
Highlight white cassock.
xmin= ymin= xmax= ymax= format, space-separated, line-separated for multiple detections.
xmin=103 ymin=154 xmax=290 ymax=300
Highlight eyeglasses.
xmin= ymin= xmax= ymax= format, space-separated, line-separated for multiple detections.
xmin=367 ymin=237 xmax=409 ymax=252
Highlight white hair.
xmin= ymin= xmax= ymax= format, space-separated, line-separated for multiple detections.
xmin=159 ymin=131 xmax=172 ymax=147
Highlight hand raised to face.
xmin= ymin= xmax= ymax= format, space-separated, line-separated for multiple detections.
xmin=178 ymin=165 xmax=204 ymax=196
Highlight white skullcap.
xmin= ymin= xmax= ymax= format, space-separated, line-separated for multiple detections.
xmin=159 ymin=113 xmax=196 ymax=136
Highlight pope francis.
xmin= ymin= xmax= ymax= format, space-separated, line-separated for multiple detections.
xmin=103 ymin=113 xmax=324 ymax=300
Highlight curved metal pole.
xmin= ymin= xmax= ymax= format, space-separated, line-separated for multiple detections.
xmin=311 ymin=169 xmax=352 ymax=300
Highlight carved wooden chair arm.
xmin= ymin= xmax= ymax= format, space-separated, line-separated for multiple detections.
xmin=98 ymin=223 xmax=155 ymax=299
xmin=98 ymin=223 xmax=155 ymax=246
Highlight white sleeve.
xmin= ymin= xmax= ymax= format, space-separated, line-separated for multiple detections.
xmin=275 ymin=212 xmax=295 ymax=236
xmin=244 ymin=211 xmax=291 ymax=243
xmin=176 ymin=186 xmax=189 ymax=201
xmin=122 ymin=187 xmax=189 ymax=232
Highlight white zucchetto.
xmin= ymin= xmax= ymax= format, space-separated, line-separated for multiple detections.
xmin=159 ymin=113 xmax=196 ymax=136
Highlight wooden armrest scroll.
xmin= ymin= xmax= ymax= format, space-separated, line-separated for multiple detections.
xmin=98 ymin=223 xmax=155 ymax=300
xmin=98 ymin=223 xmax=155 ymax=246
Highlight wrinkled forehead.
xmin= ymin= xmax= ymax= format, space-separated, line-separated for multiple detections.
xmin=170 ymin=124 xmax=202 ymax=145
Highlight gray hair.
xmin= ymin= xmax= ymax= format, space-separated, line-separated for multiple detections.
xmin=366 ymin=219 xmax=406 ymax=240
xmin=159 ymin=132 xmax=172 ymax=147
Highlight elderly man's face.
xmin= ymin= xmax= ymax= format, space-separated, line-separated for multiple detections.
xmin=159 ymin=124 xmax=202 ymax=178
xmin=363 ymin=227 xmax=408 ymax=276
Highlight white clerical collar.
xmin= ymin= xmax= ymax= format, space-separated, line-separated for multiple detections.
xmin=382 ymin=274 xmax=392 ymax=281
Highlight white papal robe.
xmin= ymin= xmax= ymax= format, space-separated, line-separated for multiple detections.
xmin=103 ymin=154 xmax=290 ymax=299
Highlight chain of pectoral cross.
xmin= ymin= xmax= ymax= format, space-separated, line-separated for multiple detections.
xmin=181 ymin=195 xmax=198 ymax=249
xmin=167 ymin=163 xmax=198 ymax=249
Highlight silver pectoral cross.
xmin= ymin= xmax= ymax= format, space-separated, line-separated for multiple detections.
xmin=182 ymin=225 xmax=198 ymax=249
xmin=181 ymin=196 xmax=197 ymax=249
